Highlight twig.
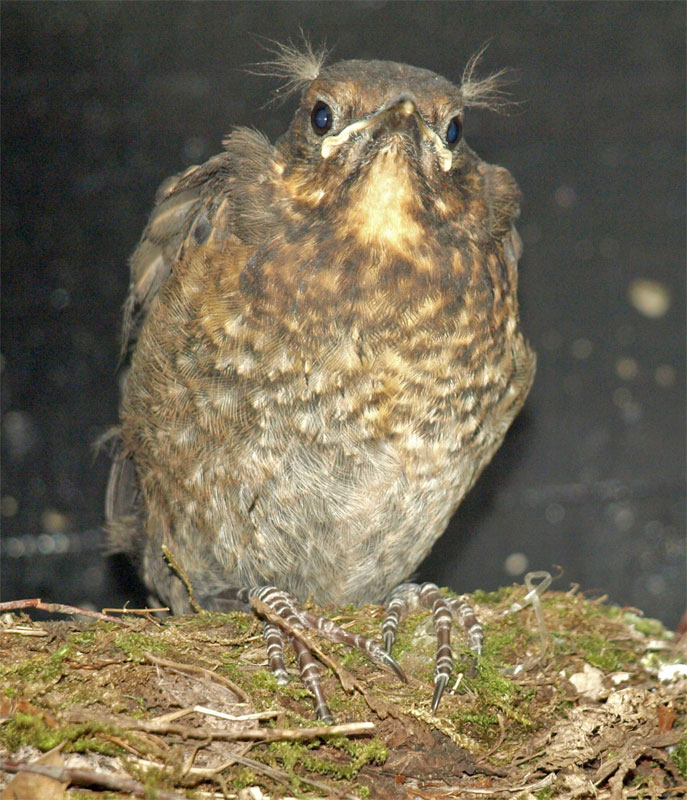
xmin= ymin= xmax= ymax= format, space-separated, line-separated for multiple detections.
xmin=102 ymin=606 xmax=170 ymax=616
xmin=161 ymin=545 xmax=204 ymax=613
xmin=477 ymin=711 xmax=507 ymax=763
xmin=134 ymin=750 xmax=362 ymax=800
xmin=100 ymin=714 xmax=375 ymax=742
xmin=181 ymin=733 xmax=212 ymax=776
xmin=0 ymin=598 xmax=134 ymax=627
xmin=151 ymin=706 xmax=278 ymax=724
xmin=434 ymin=772 xmax=555 ymax=795
xmin=0 ymin=759 xmax=186 ymax=800
xmin=250 ymin=594 xmax=409 ymax=722
xmin=251 ymin=594 xmax=357 ymax=692
xmin=102 ymin=605 xmax=169 ymax=625
xmin=1 ymin=626 xmax=48 ymax=636
xmin=143 ymin=651 xmax=250 ymax=703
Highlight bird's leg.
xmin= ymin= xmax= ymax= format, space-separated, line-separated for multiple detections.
xmin=260 ymin=617 xmax=335 ymax=720
xmin=262 ymin=622 xmax=290 ymax=685
xmin=446 ymin=594 xmax=484 ymax=656
xmin=213 ymin=585 xmax=404 ymax=721
xmin=383 ymin=582 xmax=483 ymax=712
xmin=288 ymin=631 xmax=334 ymax=723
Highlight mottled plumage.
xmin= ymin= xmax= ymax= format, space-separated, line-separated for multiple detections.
xmin=107 ymin=50 xmax=535 ymax=719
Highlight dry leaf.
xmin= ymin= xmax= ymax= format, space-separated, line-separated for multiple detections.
xmin=1 ymin=746 xmax=67 ymax=800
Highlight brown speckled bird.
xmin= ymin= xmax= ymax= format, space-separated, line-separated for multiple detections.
xmin=106 ymin=43 xmax=535 ymax=721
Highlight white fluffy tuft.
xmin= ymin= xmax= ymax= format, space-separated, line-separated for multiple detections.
xmin=249 ymin=35 xmax=329 ymax=102
xmin=461 ymin=44 xmax=515 ymax=111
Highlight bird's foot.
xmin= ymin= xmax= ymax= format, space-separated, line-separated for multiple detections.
xmin=382 ymin=582 xmax=483 ymax=712
xmin=214 ymin=585 xmax=405 ymax=722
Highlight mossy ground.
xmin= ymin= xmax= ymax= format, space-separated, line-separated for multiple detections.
xmin=0 ymin=585 xmax=685 ymax=799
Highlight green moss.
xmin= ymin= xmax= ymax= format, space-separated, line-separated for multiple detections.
xmin=0 ymin=644 xmax=72 ymax=684
xmin=337 ymin=734 xmax=388 ymax=771
xmin=111 ymin=631 xmax=169 ymax=661
xmin=622 ymin=612 xmax=671 ymax=639
xmin=70 ymin=794 xmax=123 ymax=800
xmin=248 ymin=668 xmax=282 ymax=692
xmin=472 ymin=586 xmax=514 ymax=605
xmin=218 ymin=658 xmax=244 ymax=683
xmin=386 ymin=611 xmax=435 ymax=667
xmin=0 ymin=712 xmax=124 ymax=756
xmin=474 ymin=659 xmax=517 ymax=703
xmin=230 ymin=767 xmax=258 ymax=790
xmin=454 ymin=710 xmax=500 ymax=727
xmin=69 ymin=630 xmax=97 ymax=649
xmin=574 ymin=634 xmax=629 ymax=672
xmin=175 ymin=610 xmax=256 ymax=633
xmin=673 ymin=734 xmax=687 ymax=779
xmin=481 ymin=624 xmax=519 ymax=659
xmin=264 ymin=734 xmax=387 ymax=788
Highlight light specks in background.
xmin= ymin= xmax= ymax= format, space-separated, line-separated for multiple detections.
xmin=627 ymin=278 xmax=671 ymax=319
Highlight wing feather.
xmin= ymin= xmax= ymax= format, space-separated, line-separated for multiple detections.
xmin=109 ymin=129 xmax=279 ymax=553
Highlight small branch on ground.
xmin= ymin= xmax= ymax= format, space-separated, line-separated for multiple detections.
xmin=0 ymin=760 xmax=186 ymax=800
xmin=0 ymin=598 xmax=134 ymax=627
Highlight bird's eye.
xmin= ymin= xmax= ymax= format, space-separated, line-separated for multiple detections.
xmin=446 ymin=115 xmax=462 ymax=147
xmin=311 ymin=101 xmax=333 ymax=135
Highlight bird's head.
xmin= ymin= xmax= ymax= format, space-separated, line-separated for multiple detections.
xmin=249 ymin=43 xmax=513 ymax=251
xmin=280 ymin=58 xmax=465 ymax=182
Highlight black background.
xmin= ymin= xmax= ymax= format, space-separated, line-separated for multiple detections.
xmin=2 ymin=2 xmax=685 ymax=627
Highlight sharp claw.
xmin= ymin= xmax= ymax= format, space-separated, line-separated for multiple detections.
xmin=316 ymin=707 xmax=335 ymax=724
xmin=273 ymin=669 xmax=290 ymax=686
xmin=380 ymin=650 xmax=407 ymax=683
xmin=431 ymin=672 xmax=450 ymax=713
xmin=383 ymin=631 xmax=395 ymax=654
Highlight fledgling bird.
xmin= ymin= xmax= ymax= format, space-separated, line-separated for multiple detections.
xmin=106 ymin=43 xmax=536 ymax=721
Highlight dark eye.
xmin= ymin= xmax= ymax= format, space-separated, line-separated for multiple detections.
xmin=446 ymin=115 xmax=462 ymax=147
xmin=311 ymin=101 xmax=333 ymax=135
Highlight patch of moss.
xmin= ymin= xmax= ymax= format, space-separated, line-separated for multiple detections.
xmin=673 ymin=734 xmax=687 ymax=779
xmin=229 ymin=767 xmax=259 ymax=790
xmin=386 ymin=610 xmax=436 ymax=668
xmin=111 ymin=631 xmax=170 ymax=661
xmin=70 ymin=794 xmax=122 ymax=800
xmin=337 ymin=734 xmax=388 ymax=770
xmin=472 ymin=586 xmax=513 ymax=605
xmin=622 ymin=611 xmax=671 ymax=639
xmin=69 ymin=630 xmax=97 ymax=649
xmin=453 ymin=710 xmax=500 ymax=727
xmin=266 ymin=734 xmax=386 ymax=787
xmin=0 ymin=712 xmax=123 ymax=757
xmin=218 ymin=657 xmax=244 ymax=682
xmin=248 ymin=667 xmax=281 ymax=692
xmin=573 ymin=633 xmax=629 ymax=672
xmin=174 ymin=610 xmax=257 ymax=633
xmin=481 ymin=621 xmax=520 ymax=660
xmin=0 ymin=643 xmax=72 ymax=684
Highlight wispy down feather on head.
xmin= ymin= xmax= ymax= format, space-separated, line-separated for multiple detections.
xmin=460 ymin=44 xmax=515 ymax=111
xmin=249 ymin=36 xmax=329 ymax=103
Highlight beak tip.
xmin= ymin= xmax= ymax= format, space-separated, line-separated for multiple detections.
xmin=400 ymin=99 xmax=416 ymax=117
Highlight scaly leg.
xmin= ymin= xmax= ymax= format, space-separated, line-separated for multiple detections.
xmin=383 ymin=582 xmax=483 ymax=712
xmin=209 ymin=585 xmax=405 ymax=721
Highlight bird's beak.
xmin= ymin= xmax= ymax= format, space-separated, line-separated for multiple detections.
xmin=321 ymin=98 xmax=453 ymax=173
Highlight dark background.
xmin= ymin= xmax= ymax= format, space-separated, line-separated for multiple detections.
xmin=2 ymin=2 xmax=685 ymax=628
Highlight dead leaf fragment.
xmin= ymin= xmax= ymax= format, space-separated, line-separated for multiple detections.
xmin=1 ymin=746 xmax=67 ymax=800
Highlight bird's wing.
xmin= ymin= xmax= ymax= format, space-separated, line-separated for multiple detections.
xmin=121 ymin=127 xmax=279 ymax=361
xmin=121 ymin=153 xmax=231 ymax=362
xmin=107 ymin=129 xmax=279 ymax=552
